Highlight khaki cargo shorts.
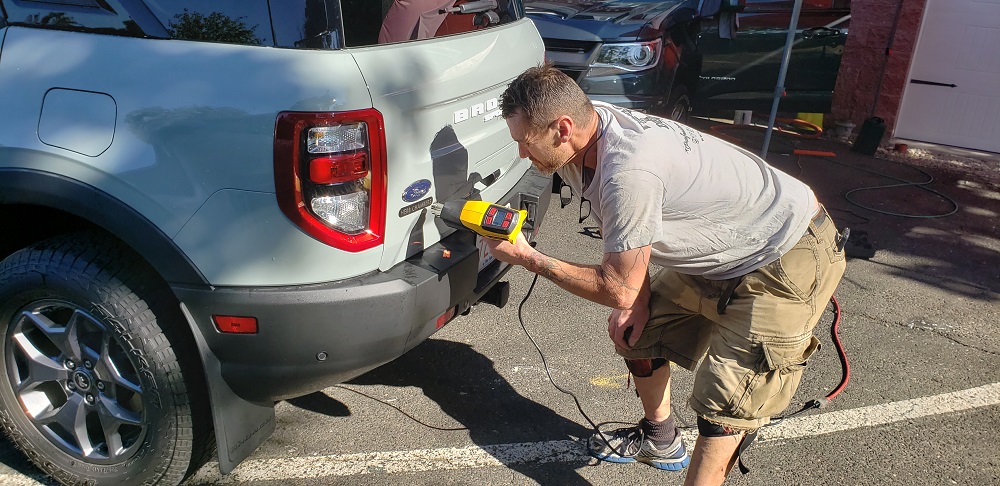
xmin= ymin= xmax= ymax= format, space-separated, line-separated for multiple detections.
xmin=620 ymin=206 xmax=847 ymax=430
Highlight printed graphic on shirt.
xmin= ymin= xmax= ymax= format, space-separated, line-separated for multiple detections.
xmin=617 ymin=107 xmax=704 ymax=153
xmin=619 ymin=107 xmax=675 ymax=131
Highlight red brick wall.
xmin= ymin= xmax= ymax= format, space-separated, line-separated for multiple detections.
xmin=830 ymin=0 xmax=926 ymax=143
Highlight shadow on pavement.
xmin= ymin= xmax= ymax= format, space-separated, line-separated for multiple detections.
xmin=285 ymin=392 xmax=352 ymax=417
xmin=347 ymin=338 xmax=595 ymax=484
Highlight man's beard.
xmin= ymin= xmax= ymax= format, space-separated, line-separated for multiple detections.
xmin=533 ymin=150 xmax=578 ymax=176
xmin=534 ymin=160 xmax=557 ymax=176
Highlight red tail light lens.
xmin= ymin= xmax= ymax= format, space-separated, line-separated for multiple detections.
xmin=274 ymin=110 xmax=387 ymax=252
xmin=309 ymin=154 xmax=368 ymax=184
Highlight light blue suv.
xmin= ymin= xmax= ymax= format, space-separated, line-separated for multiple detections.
xmin=0 ymin=1 xmax=550 ymax=484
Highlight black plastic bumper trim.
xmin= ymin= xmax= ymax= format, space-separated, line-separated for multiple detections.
xmin=173 ymin=166 xmax=552 ymax=402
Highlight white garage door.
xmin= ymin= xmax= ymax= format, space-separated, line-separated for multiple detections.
xmin=895 ymin=0 xmax=1000 ymax=153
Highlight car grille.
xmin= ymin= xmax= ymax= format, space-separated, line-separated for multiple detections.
xmin=542 ymin=38 xmax=599 ymax=81
xmin=542 ymin=38 xmax=599 ymax=55
xmin=555 ymin=68 xmax=587 ymax=82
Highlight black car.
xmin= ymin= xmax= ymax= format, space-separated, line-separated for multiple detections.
xmin=526 ymin=0 xmax=703 ymax=121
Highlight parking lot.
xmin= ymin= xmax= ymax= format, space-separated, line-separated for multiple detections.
xmin=2 ymin=126 xmax=998 ymax=485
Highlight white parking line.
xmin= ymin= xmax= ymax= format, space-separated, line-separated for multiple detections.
xmin=759 ymin=381 xmax=1000 ymax=442
xmin=4 ymin=383 xmax=999 ymax=484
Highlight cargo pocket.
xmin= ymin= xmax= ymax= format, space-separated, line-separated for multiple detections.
xmin=775 ymin=243 xmax=820 ymax=301
xmin=731 ymin=336 xmax=821 ymax=420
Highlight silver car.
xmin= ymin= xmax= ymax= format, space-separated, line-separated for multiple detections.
xmin=0 ymin=1 xmax=549 ymax=484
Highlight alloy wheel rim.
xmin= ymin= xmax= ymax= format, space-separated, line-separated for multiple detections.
xmin=671 ymin=97 xmax=690 ymax=122
xmin=5 ymin=299 xmax=148 ymax=464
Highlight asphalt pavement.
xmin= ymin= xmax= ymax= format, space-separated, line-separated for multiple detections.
xmin=2 ymin=121 xmax=998 ymax=485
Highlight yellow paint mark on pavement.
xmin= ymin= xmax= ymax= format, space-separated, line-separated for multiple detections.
xmin=589 ymin=373 xmax=629 ymax=389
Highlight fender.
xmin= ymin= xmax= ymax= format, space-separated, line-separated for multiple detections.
xmin=0 ymin=167 xmax=271 ymax=472
xmin=0 ymin=167 xmax=207 ymax=286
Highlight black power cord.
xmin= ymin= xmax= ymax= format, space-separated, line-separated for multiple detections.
xmin=332 ymin=384 xmax=469 ymax=431
xmin=516 ymin=273 xmax=637 ymax=457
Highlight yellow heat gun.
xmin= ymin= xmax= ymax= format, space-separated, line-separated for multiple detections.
xmin=429 ymin=200 xmax=526 ymax=244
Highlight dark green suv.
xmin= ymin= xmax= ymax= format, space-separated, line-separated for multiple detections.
xmin=696 ymin=0 xmax=851 ymax=114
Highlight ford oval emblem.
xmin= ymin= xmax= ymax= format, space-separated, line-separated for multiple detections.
xmin=402 ymin=179 xmax=432 ymax=202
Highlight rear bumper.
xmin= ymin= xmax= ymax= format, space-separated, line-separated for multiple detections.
xmin=173 ymin=167 xmax=551 ymax=402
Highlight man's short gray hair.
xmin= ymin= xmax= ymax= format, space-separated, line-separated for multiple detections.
xmin=500 ymin=63 xmax=594 ymax=132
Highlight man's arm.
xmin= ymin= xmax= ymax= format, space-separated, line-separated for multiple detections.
xmin=485 ymin=235 xmax=651 ymax=310
xmin=487 ymin=236 xmax=652 ymax=348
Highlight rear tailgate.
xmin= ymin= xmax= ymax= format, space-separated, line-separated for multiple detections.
xmin=349 ymin=19 xmax=545 ymax=271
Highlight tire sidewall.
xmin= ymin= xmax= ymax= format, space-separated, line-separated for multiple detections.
xmin=0 ymin=254 xmax=182 ymax=485
xmin=666 ymin=85 xmax=692 ymax=123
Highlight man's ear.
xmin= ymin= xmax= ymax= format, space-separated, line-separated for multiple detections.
xmin=556 ymin=116 xmax=574 ymax=143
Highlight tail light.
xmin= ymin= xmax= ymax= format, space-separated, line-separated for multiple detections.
xmin=274 ymin=109 xmax=387 ymax=252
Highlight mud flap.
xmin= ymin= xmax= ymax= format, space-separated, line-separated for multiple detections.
xmin=179 ymin=303 xmax=276 ymax=475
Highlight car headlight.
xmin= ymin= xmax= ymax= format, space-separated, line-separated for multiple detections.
xmin=589 ymin=39 xmax=661 ymax=76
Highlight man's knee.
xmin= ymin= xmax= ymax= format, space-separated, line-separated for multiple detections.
xmin=624 ymin=358 xmax=668 ymax=378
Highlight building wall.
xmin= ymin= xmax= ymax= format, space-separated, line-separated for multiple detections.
xmin=830 ymin=0 xmax=926 ymax=144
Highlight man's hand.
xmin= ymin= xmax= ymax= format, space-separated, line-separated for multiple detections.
xmin=608 ymin=299 xmax=649 ymax=351
xmin=483 ymin=233 xmax=534 ymax=266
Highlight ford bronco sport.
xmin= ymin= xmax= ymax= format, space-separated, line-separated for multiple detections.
xmin=0 ymin=1 xmax=549 ymax=484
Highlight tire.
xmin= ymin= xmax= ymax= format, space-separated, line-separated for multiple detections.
xmin=0 ymin=231 xmax=212 ymax=485
xmin=664 ymin=84 xmax=692 ymax=123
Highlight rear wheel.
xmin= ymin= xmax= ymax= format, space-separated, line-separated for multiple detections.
xmin=0 ymin=231 xmax=211 ymax=485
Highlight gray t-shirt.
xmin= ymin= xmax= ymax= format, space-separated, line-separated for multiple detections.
xmin=557 ymin=102 xmax=816 ymax=280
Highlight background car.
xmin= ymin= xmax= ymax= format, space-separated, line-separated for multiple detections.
xmin=525 ymin=0 xmax=704 ymax=121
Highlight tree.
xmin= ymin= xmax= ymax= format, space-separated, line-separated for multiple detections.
xmin=168 ymin=10 xmax=263 ymax=45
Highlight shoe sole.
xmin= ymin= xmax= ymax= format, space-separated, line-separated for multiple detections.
xmin=588 ymin=448 xmax=691 ymax=471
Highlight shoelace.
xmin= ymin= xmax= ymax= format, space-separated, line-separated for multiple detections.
xmin=600 ymin=425 xmax=645 ymax=458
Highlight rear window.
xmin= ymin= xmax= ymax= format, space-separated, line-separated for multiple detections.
xmin=149 ymin=0 xmax=525 ymax=48
xmin=0 ymin=0 xmax=523 ymax=48
xmin=144 ymin=0 xmax=273 ymax=46
xmin=271 ymin=0 xmax=525 ymax=48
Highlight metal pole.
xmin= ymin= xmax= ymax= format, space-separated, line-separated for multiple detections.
xmin=760 ymin=0 xmax=804 ymax=158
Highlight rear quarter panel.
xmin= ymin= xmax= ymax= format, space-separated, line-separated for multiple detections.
xmin=348 ymin=19 xmax=545 ymax=271
xmin=0 ymin=27 xmax=383 ymax=285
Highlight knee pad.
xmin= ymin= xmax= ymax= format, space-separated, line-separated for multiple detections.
xmin=697 ymin=416 xmax=741 ymax=437
xmin=624 ymin=358 xmax=667 ymax=378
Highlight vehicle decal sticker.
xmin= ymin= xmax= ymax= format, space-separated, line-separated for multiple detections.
xmin=399 ymin=197 xmax=434 ymax=217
